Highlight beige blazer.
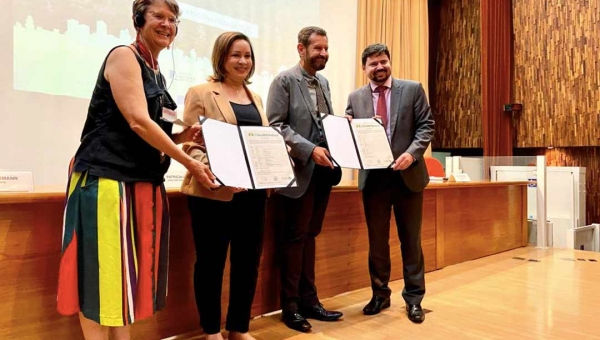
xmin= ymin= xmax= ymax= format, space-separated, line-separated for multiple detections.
xmin=179 ymin=80 xmax=269 ymax=201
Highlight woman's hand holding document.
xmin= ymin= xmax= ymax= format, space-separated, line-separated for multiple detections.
xmin=199 ymin=117 xmax=297 ymax=189
xmin=320 ymin=114 xmax=394 ymax=169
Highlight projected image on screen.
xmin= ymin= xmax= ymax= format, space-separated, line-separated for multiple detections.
xmin=12 ymin=0 xmax=320 ymax=106
xmin=3 ymin=0 xmax=362 ymax=189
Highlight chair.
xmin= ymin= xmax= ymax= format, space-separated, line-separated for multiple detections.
xmin=424 ymin=157 xmax=445 ymax=177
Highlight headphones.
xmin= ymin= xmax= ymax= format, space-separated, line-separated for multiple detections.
xmin=132 ymin=0 xmax=178 ymax=36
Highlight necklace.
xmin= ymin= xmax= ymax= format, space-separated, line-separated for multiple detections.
xmin=223 ymin=82 xmax=244 ymax=95
xmin=223 ymin=81 xmax=250 ymax=105
xmin=133 ymin=34 xmax=165 ymax=89
xmin=134 ymin=35 xmax=158 ymax=70
xmin=225 ymin=82 xmax=243 ymax=91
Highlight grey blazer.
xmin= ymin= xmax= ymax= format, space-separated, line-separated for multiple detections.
xmin=266 ymin=64 xmax=336 ymax=198
xmin=345 ymin=78 xmax=435 ymax=193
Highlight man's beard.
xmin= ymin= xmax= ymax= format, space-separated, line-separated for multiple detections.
xmin=370 ymin=70 xmax=389 ymax=82
xmin=307 ymin=55 xmax=327 ymax=71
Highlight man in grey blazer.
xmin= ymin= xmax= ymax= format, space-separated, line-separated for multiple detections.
xmin=266 ymin=26 xmax=343 ymax=332
xmin=345 ymin=43 xmax=434 ymax=323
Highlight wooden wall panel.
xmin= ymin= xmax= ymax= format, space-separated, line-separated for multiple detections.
xmin=481 ymin=0 xmax=513 ymax=157
xmin=0 ymin=182 xmax=529 ymax=339
xmin=513 ymin=0 xmax=600 ymax=147
xmin=437 ymin=185 xmax=527 ymax=267
xmin=0 ymin=202 xmax=82 ymax=340
xmin=0 ymin=190 xmax=438 ymax=340
xmin=432 ymin=0 xmax=482 ymax=148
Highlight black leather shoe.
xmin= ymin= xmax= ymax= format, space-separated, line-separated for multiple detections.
xmin=406 ymin=304 xmax=425 ymax=323
xmin=299 ymin=303 xmax=343 ymax=321
xmin=363 ymin=296 xmax=391 ymax=315
xmin=282 ymin=311 xmax=312 ymax=332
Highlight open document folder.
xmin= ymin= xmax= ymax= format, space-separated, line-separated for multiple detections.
xmin=199 ymin=117 xmax=297 ymax=189
xmin=320 ymin=114 xmax=394 ymax=169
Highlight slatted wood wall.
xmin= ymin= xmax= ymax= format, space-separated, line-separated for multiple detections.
xmin=432 ymin=0 xmax=482 ymax=149
xmin=432 ymin=0 xmax=600 ymax=148
xmin=430 ymin=0 xmax=599 ymax=222
xmin=511 ymin=1 xmax=600 ymax=224
xmin=513 ymin=0 xmax=600 ymax=147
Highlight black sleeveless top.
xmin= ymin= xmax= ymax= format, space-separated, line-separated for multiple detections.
xmin=72 ymin=45 xmax=176 ymax=184
xmin=230 ymin=102 xmax=262 ymax=126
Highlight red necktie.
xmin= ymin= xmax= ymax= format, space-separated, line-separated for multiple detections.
xmin=376 ymin=85 xmax=388 ymax=129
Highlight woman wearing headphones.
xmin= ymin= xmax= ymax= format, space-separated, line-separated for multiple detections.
xmin=56 ymin=1 xmax=218 ymax=339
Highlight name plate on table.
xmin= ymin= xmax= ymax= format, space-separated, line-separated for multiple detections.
xmin=0 ymin=170 xmax=34 ymax=192
xmin=164 ymin=172 xmax=185 ymax=189
xmin=448 ymin=173 xmax=471 ymax=182
xmin=164 ymin=162 xmax=187 ymax=189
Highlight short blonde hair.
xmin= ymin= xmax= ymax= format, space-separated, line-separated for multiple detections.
xmin=209 ymin=32 xmax=256 ymax=85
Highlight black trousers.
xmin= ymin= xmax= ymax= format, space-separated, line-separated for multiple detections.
xmin=362 ymin=169 xmax=426 ymax=305
xmin=187 ymin=190 xmax=266 ymax=334
xmin=274 ymin=165 xmax=334 ymax=312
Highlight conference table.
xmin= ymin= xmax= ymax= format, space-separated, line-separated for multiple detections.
xmin=0 ymin=180 xmax=528 ymax=339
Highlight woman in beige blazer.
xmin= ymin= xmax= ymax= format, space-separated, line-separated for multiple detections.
xmin=180 ymin=32 xmax=268 ymax=340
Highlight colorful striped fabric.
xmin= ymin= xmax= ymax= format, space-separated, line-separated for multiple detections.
xmin=57 ymin=170 xmax=170 ymax=327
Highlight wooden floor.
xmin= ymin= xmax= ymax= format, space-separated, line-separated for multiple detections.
xmin=168 ymin=247 xmax=600 ymax=340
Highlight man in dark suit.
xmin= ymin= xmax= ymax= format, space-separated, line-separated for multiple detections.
xmin=266 ymin=26 xmax=343 ymax=332
xmin=345 ymin=43 xmax=434 ymax=323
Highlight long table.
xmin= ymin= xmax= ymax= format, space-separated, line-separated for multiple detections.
xmin=0 ymin=181 xmax=527 ymax=339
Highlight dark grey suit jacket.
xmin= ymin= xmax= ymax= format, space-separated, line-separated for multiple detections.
xmin=266 ymin=64 xmax=336 ymax=198
xmin=345 ymin=78 xmax=434 ymax=192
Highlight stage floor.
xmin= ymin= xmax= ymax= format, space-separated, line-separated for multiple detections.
xmin=169 ymin=247 xmax=600 ymax=340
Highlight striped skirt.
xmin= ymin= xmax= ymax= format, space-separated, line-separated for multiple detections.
xmin=57 ymin=170 xmax=170 ymax=327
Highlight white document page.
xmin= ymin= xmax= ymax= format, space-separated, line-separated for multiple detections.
xmin=201 ymin=118 xmax=253 ymax=189
xmin=321 ymin=115 xmax=361 ymax=169
xmin=350 ymin=118 xmax=395 ymax=169
xmin=239 ymin=126 xmax=296 ymax=189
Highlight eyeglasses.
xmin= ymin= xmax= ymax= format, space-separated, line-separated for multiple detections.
xmin=148 ymin=11 xmax=180 ymax=26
